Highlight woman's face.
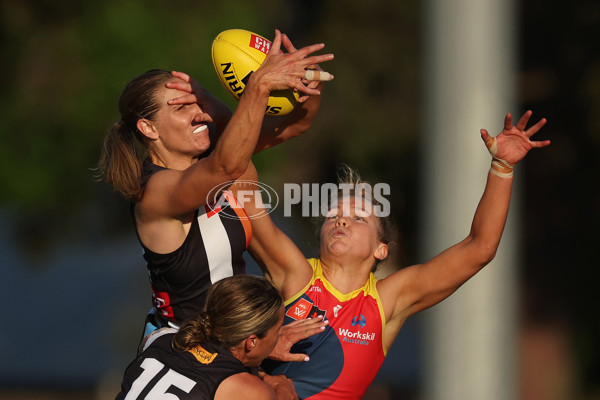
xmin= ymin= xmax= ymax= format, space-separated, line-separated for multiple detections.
xmin=320 ymin=195 xmax=386 ymax=263
xmin=148 ymin=79 xmax=214 ymax=159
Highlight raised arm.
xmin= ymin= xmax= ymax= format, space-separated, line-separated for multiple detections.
xmin=142 ymin=31 xmax=334 ymax=218
xmin=379 ymin=111 xmax=550 ymax=336
xmin=167 ymin=33 xmax=333 ymax=156
xmin=230 ymin=163 xmax=313 ymax=300
xmin=254 ymin=33 xmax=333 ymax=152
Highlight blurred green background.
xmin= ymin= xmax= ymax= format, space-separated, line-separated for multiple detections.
xmin=1 ymin=0 xmax=598 ymax=399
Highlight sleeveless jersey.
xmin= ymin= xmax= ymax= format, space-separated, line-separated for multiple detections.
xmin=263 ymin=258 xmax=387 ymax=400
xmin=116 ymin=328 xmax=246 ymax=400
xmin=136 ymin=162 xmax=252 ymax=326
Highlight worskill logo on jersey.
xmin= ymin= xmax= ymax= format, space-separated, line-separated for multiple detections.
xmin=338 ymin=327 xmax=376 ymax=345
xmin=339 ymin=315 xmax=376 ymax=345
xmin=351 ymin=314 xmax=367 ymax=328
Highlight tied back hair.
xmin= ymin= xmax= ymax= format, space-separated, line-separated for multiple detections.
xmin=172 ymin=275 xmax=283 ymax=352
xmin=95 ymin=69 xmax=173 ymax=201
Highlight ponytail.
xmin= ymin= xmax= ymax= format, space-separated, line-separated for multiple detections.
xmin=96 ymin=121 xmax=145 ymax=201
xmin=96 ymin=69 xmax=173 ymax=202
xmin=172 ymin=275 xmax=283 ymax=352
xmin=172 ymin=311 xmax=212 ymax=351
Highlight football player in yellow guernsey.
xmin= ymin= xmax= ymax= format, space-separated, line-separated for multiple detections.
xmin=235 ymin=111 xmax=549 ymax=399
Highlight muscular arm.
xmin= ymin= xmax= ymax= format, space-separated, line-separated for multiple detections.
xmin=379 ymin=111 xmax=550 ymax=344
xmin=230 ymin=163 xmax=313 ymax=299
xmin=215 ymin=372 xmax=279 ymax=400
xmin=136 ymin=33 xmax=333 ymax=251
xmin=143 ymin=34 xmax=332 ymax=217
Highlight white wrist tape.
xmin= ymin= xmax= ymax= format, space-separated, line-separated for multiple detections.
xmin=485 ymin=137 xmax=514 ymax=178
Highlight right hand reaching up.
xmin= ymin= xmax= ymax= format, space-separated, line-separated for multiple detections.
xmin=248 ymin=29 xmax=334 ymax=97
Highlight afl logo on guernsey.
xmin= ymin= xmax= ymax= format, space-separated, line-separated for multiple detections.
xmin=286 ymin=298 xmax=327 ymax=321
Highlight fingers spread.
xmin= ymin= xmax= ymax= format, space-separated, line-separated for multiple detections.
xmin=269 ymin=29 xmax=282 ymax=54
xmin=504 ymin=113 xmax=513 ymax=130
xmin=525 ymin=117 xmax=547 ymax=137
xmin=515 ymin=110 xmax=533 ymax=131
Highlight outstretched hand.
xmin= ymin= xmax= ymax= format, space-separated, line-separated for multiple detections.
xmin=268 ymin=315 xmax=328 ymax=362
xmin=480 ymin=110 xmax=550 ymax=166
xmin=252 ymin=29 xmax=334 ymax=98
xmin=279 ymin=33 xmax=329 ymax=104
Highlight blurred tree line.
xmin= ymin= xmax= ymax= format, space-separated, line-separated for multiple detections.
xmin=0 ymin=0 xmax=419 ymax=263
xmin=0 ymin=0 xmax=598 ymax=396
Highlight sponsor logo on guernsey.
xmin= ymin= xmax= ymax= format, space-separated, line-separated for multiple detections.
xmin=152 ymin=289 xmax=174 ymax=319
xmin=352 ymin=314 xmax=367 ymax=328
xmin=286 ymin=298 xmax=313 ymax=320
xmin=333 ymin=305 xmax=342 ymax=317
xmin=285 ymin=298 xmax=327 ymax=321
xmin=339 ymin=328 xmax=376 ymax=345
xmin=308 ymin=305 xmax=326 ymax=320
xmin=339 ymin=315 xmax=375 ymax=345
xmin=188 ymin=345 xmax=218 ymax=364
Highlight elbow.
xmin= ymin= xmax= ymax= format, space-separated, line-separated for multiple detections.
xmin=217 ymin=162 xmax=248 ymax=182
xmin=204 ymin=156 xmax=249 ymax=183
xmin=466 ymin=235 xmax=499 ymax=268
xmin=475 ymin=243 xmax=498 ymax=268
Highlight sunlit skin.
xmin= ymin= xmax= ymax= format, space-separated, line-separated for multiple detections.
xmin=240 ymin=110 xmax=551 ymax=377
xmin=231 ymin=306 xmax=286 ymax=367
xmin=215 ymin=306 xmax=290 ymax=400
xmin=129 ymin=32 xmax=335 ymax=365
xmin=136 ymin=79 xmax=216 ymax=170
xmin=319 ymin=197 xmax=388 ymax=290
xmin=134 ymin=31 xmax=335 ymax=256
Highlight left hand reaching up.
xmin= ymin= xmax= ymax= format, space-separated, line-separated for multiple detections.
xmin=480 ymin=110 xmax=550 ymax=168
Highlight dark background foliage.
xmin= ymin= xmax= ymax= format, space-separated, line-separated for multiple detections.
xmin=1 ymin=0 xmax=598 ymax=398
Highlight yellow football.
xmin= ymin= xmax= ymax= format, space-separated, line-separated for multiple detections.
xmin=211 ymin=29 xmax=299 ymax=116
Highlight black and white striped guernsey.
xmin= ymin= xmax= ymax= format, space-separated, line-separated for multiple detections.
xmin=116 ymin=328 xmax=246 ymax=400
xmin=135 ymin=162 xmax=252 ymax=326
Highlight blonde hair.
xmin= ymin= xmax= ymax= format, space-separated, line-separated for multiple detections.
xmin=333 ymin=164 xmax=396 ymax=271
xmin=172 ymin=275 xmax=283 ymax=351
xmin=96 ymin=69 xmax=173 ymax=201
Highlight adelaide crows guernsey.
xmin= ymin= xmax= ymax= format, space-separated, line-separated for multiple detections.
xmin=263 ymin=258 xmax=387 ymax=400
xmin=116 ymin=328 xmax=246 ymax=400
xmin=136 ymin=162 xmax=252 ymax=327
